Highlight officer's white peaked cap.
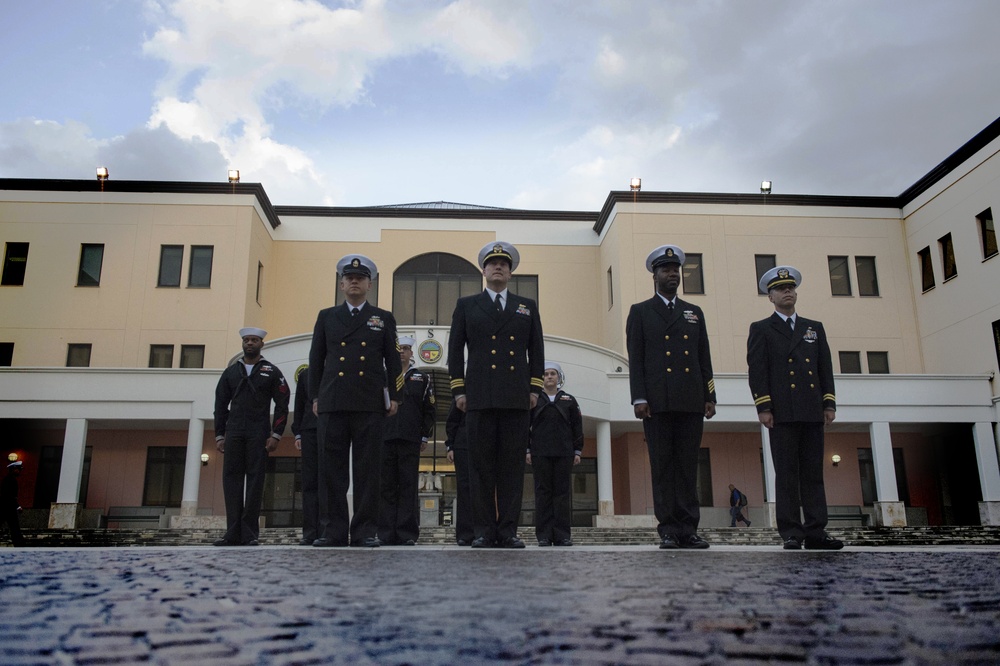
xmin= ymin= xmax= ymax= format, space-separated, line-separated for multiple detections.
xmin=478 ymin=241 xmax=520 ymax=271
xmin=645 ymin=245 xmax=686 ymax=272
xmin=759 ymin=265 xmax=802 ymax=293
xmin=337 ymin=255 xmax=377 ymax=279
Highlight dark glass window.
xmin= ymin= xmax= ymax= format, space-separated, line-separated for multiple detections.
xmin=392 ymin=253 xmax=480 ymax=326
xmin=157 ymin=245 xmax=183 ymax=287
xmin=754 ymin=254 xmax=776 ymax=295
xmin=0 ymin=342 xmax=12 ymax=366
xmin=606 ymin=267 xmax=614 ymax=309
xmin=867 ymin=351 xmax=889 ymax=374
xmin=857 ymin=448 xmax=910 ymax=506
xmin=508 ymin=275 xmax=539 ymax=304
xmin=256 ymin=261 xmax=263 ymax=305
xmin=855 ymin=256 xmax=879 ymax=297
xmin=142 ymin=447 xmax=186 ymax=507
xmin=34 ymin=445 xmax=92 ymax=507
xmin=682 ymin=253 xmax=704 ymax=295
xmin=828 ymin=256 xmax=852 ymax=296
xmin=180 ymin=345 xmax=205 ymax=369
xmin=77 ymin=244 xmax=104 ymax=287
xmin=262 ymin=457 xmax=303 ymax=528
xmin=994 ymin=319 xmax=1000 ymax=373
xmin=978 ymin=208 xmax=997 ymax=260
xmin=188 ymin=246 xmax=213 ymax=287
xmin=1 ymin=242 xmax=29 ymax=286
xmin=918 ymin=246 xmax=935 ymax=292
xmin=67 ymin=343 xmax=92 ymax=367
xmin=939 ymin=233 xmax=957 ymax=281
xmin=149 ymin=345 xmax=174 ymax=368
xmin=839 ymin=351 xmax=862 ymax=374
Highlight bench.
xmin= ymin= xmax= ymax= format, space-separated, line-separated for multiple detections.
xmin=827 ymin=505 xmax=870 ymax=526
xmin=101 ymin=506 xmax=167 ymax=529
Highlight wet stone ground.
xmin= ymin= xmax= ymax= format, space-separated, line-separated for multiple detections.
xmin=1 ymin=546 xmax=999 ymax=665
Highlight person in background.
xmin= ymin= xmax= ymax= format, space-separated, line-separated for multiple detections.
xmin=728 ymin=484 xmax=751 ymax=527
xmin=292 ymin=365 xmax=319 ymax=546
xmin=445 ymin=399 xmax=474 ymax=546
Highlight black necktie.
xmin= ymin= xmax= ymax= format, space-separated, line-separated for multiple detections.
xmin=495 ymin=293 xmax=503 ymax=312
xmin=351 ymin=307 xmax=360 ymax=317
xmin=667 ymin=301 xmax=674 ymax=312
xmin=787 ymin=317 xmax=794 ymax=332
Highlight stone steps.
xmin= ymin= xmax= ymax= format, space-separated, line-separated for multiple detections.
xmin=7 ymin=525 xmax=1000 ymax=548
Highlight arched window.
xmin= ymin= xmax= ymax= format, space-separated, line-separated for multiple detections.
xmin=392 ymin=253 xmax=481 ymax=326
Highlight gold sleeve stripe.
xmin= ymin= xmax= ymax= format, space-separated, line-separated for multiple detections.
xmin=530 ymin=377 xmax=545 ymax=388
xmin=754 ymin=395 xmax=771 ymax=406
xmin=707 ymin=379 xmax=716 ymax=393
xmin=823 ymin=394 xmax=836 ymax=401
xmin=396 ymin=374 xmax=405 ymax=390
xmin=450 ymin=379 xmax=465 ymax=389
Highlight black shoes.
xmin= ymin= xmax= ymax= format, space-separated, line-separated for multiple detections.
xmin=783 ymin=537 xmax=803 ymax=550
xmin=298 ymin=537 xmax=314 ymax=546
xmin=659 ymin=535 xmax=679 ymax=549
xmin=499 ymin=536 xmax=526 ymax=549
xmin=244 ymin=539 xmax=260 ymax=546
xmin=312 ymin=538 xmax=347 ymax=548
xmin=213 ymin=538 xmax=238 ymax=547
xmin=456 ymin=539 xmax=470 ymax=547
xmin=401 ymin=539 xmax=416 ymax=546
xmin=554 ymin=539 xmax=573 ymax=547
xmin=352 ymin=537 xmax=380 ymax=548
xmin=471 ymin=537 xmax=493 ymax=548
xmin=537 ymin=539 xmax=552 ymax=547
xmin=660 ymin=534 xmax=710 ymax=549
xmin=804 ymin=535 xmax=844 ymax=551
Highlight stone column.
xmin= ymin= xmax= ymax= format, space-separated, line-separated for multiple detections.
xmin=180 ymin=418 xmax=206 ymax=517
xmin=760 ymin=425 xmax=777 ymax=528
xmin=973 ymin=422 xmax=1000 ymax=525
xmin=49 ymin=418 xmax=88 ymax=529
xmin=869 ymin=421 xmax=905 ymax=526
xmin=596 ymin=420 xmax=614 ymax=517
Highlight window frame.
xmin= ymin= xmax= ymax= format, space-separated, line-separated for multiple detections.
xmin=66 ymin=343 xmax=93 ymax=368
xmin=77 ymin=243 xmax=105 ymax=287
xmin=157 ymin=245 xmax=184 ymax=288
xmin=754 ymin=254 xmax=776 ymax=295
xmin=917 ymin=246 xmax=935 ymax=292
xmin=867 ymin=351 xmax=890 ymax=374
xmin=839 ymin=351 xmax=862 ymax=374
xmin=1 ymin=241 xmax=29 ymax=286
xmin=187 ymin=245 xmax=214 ymax=288
xmin=854 ymin=256 xmax=880 ymax=297
xmin=827 ymin=255 xmax=852 ymax=296
xmin=149 ymin=344 xmax=174 ymax=368
xmin=938 ymin=233 xmax=958 ymax=281
xmin=180 ymin=345 xmax=206 ymax=369
xmin=978 ymin=208 xmax=997 ymax=261
xmin=0 ymin=342 xmax=13 ymax=366
xmin=681 ymin=253 xmax=705 ymax=295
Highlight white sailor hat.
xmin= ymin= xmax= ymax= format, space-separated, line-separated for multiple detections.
xmin=337 ymin=254 xmax=377 ymax=279
xmin=398 ymin=335 xmax=416 ymax=348
xmin=7 ymin=460 xmax=22 ymax=469
xmin=759 ymin=265 xmax=802 ymax=293
xmin=478 ymin=241 xmax=520 ymax=271
xmin=543 ymin=361 xmax=565 ymax=385
xmin=239 ymin=327 xmax=267 ymax=339
xmin=645 ymin=245 xmax=686 ymax=272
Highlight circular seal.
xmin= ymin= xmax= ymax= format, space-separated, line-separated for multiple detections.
xmin=418 ymin=339 xmax=443 ymax=364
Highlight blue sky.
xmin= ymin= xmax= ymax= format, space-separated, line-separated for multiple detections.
xmin=2 ymin=0 xmax=999 ymax=210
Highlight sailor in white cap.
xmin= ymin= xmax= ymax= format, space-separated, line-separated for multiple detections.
xmin=378 ymin=334 xmax=436 ymax=545
xmin=213 ymin=327 xmax=289 ymax=546
xmin=626 ymin=244 xmax=716 ymax=550
xmin=526 ymin=361 xmax=583 ymax=546
xmin=2 ymin=459 xmax=25 ymax=547
xmin=448 ymin=240 xmax=544 ymax=549
xmin=309 ymin=254 xmax=404 ymax=548
xmin=748 ymin=266 xmax=842 ymax=550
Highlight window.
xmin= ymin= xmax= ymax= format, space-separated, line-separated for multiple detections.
xmin=606 ymin=267 xmax=614 ymax=309
xmin=76 ymin=244 xmax=105 ymax=287
xmin=992 ymin=320 xmax=1000 ymax=372
xmin=149 ymin=344 xmax=174 ymax=368
xmin=67 ymin=343 xmax=92 ymax=367
xmin=392 ymin=253 xmax=479 ymax=325
xmin=857 ymin=448 xmax=910 ymax=506
xmin=867 ymin=351 xmax=890 ymax=374
xmin=827 ymin=256 xmax=852 ymax=296
xmin=839 ymin=351 xmax=862 ymax=374
xmin=0 ymin=342 xmax=12 ymax=366
xmin=939 ymin=233 xmax=957 ymax=281
xmin=256 ymin=261 xmax=263 ymax=305
xmin=755 ymin=254 xmax=776 ymax=295
xmin=262 ymin=457 xmax=303 ymax=528
xmin=979 ymin=208 xmax=997 ymax=260
xmin=157 ymin=245 xmax=183 ymax=287
xmin=180 ymin=345 xmax=205 ymax=369
xmin=34 ymin=446 xmax=92 ymax=507
xmin=142 ymin=447 xmax=186 ymax=507
xmin=918 ymin=246 xmax=935 ymax=292
xmin=188 ymin=245 xmax=213 ymax=288
xmin=1 ymin=242 xmax=29 ymax=286
xmin=509 ymin=275 xmax=539 ymax=304
xmin=682 ymin=253 xmax=704 ymax=295
xmin=855 ymin=256 xmax=880 ymax=297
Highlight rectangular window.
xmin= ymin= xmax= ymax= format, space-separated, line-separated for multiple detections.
xmin=508 ymin=275 xmax=539 ymax=305
xmin=992 ymin=320 xmax=1000 ymax=372
xmin=180 ymin=345 xmax=205 ymax=369
xmin=256 ymin=261 xmax=263 ymax=305
xmin=1 ymin=242 xmax=29 ymax=286
xmin=75 ymin=243 xmax=105 ymax=287
xmin=857 ymin=448 xmax=910 ymax=506
xmin=918 ymin=246 xmax=935 ymax=292
xmin=149 ymin=344 xmax=174 ymax=368
xmin=867 ymin=351 xmax=890 ymax=374
xmin=157 ymin=245 xmax=183 ymax=287
xmin=142 ymin=447 xmax=186 ymax=507
xmin=827 ymin=255 xmax=852 ymax=296
xmin=939 ymin=233 xmax=957 ymax=281
xmin=606 ymin=267 xmax=614 ymax=309
xmin=979 ymin=208 xmax=997 ymax=260
xmin=682 ymin=253 xmax=705 ymax=295
xmin=67 ymin=343 xmax=92 ymax=367
xmin=839 ymin=351 xmax=862 ymax=374
xmin=188 ymin=245 xmax=213 ymax=288
xmin=755 ymin=254 xmax=776 ymax=295
xmin=855 ymin=256 xmax=880 ymax=297
xmin=0 ymin=342 xmax=12 ymax=366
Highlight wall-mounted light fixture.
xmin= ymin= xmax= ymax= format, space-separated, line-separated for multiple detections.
xmin=7 ymin=453 xmax=17 ymax=462
xmin=760 ymin=180 xmax=772 ymax=194
xmin=831 ymin=454 xmax=842 ymax=467
xmin=201 ymin=453 xmax=210 ymax=466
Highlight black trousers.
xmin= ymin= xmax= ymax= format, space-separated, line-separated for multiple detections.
xmin=466 ymin=408 xmax=530 ymax=543
xmin=451 ymin=448 xmax=474 ymax=543
xmin=317 ymin=411 xmax=383 ymax=545
xmin=770 ymin=421 xmax=829 ymax=540
xmin=378 ymin=439 xmax=421 ymax=544
xmin=299 ymin=429 xmax=319 ymax=542
xmin=643 ymin=411 xmax=703 ymax=538
xmin=1 ymin=508 xmax=25 ymax=547
xmin=222 ymin=433 xmax=268 ymax=544
xmin=533 ymin=455 xmax=574 ymax=542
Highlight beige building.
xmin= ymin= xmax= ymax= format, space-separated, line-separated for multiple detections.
xmin=3 ymin=116 xmax=1000 ymax=533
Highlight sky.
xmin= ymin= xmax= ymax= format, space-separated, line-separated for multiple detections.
xmin=1 ymin=0 xmax=999 ymax=211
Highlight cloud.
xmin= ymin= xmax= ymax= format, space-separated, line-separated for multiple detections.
xmin=0 ymin=119 xmax=104 ymax=179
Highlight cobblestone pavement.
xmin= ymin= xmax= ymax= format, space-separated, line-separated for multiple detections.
xmin=1 ymin=545 xmax=999 ymax=665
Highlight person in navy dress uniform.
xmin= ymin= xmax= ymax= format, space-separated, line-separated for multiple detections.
xmin=448 ymin=241 xmax=545 ymax=549
xmin=291 ymin=365 xmax=319 ymax=545
xmin=444 ymin=399 xmax=474 ymax=546
xmin=626 ymin=245 xmax=716 ymax=550
xmin=748 ymin=266 xmax=843 ymax=550
xmin=213 ymin=327 xmax=290 ymax=546
xmin=309 ymin=255 xmax=404 ymax=548
xmin=527 ymin=361 xmax=583 ymax=547
xmin=379 ymin=335 xmax=436 ymax=546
